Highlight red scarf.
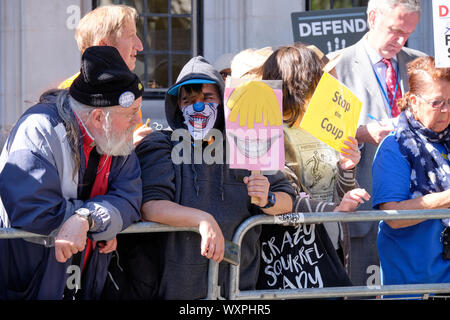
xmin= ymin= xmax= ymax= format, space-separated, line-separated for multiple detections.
xmin=77 ymin=118 xmax=112 ymax=272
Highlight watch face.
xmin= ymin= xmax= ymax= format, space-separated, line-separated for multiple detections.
xmin=76 ymin=208 xmax=90 ymax=217
xmin=76 ymin=208 xmax=93 ymax=229
xmin=269 ymin=192 xmax=276 ymax=205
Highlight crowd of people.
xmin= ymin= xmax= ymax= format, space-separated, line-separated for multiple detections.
xmin=1 ymin=0 xmax=450 ymax=300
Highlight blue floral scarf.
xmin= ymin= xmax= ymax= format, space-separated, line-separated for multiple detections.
xmin=395 ymin=110 xmax=450 ymax=225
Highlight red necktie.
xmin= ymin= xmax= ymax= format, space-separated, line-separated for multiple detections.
xmin=381 ymin=58 xmax=402 ymax=117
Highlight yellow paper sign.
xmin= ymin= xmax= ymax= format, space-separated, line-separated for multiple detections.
xmin=299 ymin=72 xmax=362 ymax=153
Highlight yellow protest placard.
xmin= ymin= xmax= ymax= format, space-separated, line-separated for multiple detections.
xmin=299 ymin=72 xmax=362 ymax=153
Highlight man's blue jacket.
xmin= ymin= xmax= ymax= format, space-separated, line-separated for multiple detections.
xmin=0 ymin=93 xmax=142 ymax=299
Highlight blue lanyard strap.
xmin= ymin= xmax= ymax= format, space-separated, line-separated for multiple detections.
xmin=373 ymin=62 xmax=399 ymax=117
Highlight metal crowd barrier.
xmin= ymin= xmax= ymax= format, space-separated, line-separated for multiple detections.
xmin=0 ymin=222 xmax=222 ymax=300
xmin=2 ymin=208 xmax=450 ymax=300
xmin=228 ymin=209 xmax=450 ymax=300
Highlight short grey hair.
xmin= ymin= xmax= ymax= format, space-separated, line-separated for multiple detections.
xmin=367 ymin=0 xmax=421 ymax=15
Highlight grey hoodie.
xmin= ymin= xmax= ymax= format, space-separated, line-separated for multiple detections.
xmin=135 ymin=56 xmax=295 ymax=299
xmin=165 ymin=56 xmax=225 ymax=132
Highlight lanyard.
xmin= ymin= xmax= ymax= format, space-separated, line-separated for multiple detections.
xmin=373 ymin=62 xmax=399 ymax=117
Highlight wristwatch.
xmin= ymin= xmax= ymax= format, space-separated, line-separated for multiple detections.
xmin=75 ymin=208 xmax=93 ymax=230
xmin=262 ymin=192 xmax=276 ymax=209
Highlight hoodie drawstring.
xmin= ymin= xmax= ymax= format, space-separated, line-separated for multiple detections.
xmin=190 ymin=162 xmax=200 ymax=197
xmin=220 ymin=163 xmax=225 ymax=201
xmin=190 ymin=143 xmax=200 ymax=197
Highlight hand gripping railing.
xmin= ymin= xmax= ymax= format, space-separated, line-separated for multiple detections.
xmin=0 ymin=222 xmax=224 ymax=300
xmin=3 ymin=209 xmax=450 ymax=300
xmin=228 ymin=209 xmax=450 ymax=300
xmin=119 ymin=222 xmax=223 ymax=300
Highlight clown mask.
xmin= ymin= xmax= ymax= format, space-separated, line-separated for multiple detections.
xmin=181 ymin=102 xmax=219 ymax=140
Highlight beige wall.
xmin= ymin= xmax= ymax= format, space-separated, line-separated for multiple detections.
xmin=408 ymin=0 xmax=434 ymax=56
xmin=0 ymin=0 xmax=91 ymax=146
xmin=203 ymin=0 xmax=306 ymax=67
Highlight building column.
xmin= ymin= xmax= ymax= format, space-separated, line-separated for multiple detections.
xmin=0 ymin=0 xmax=91 ymax=149
xmin=0 ymin=0 xmax=22 ymax=147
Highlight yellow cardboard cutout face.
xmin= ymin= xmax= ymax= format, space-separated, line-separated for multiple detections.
xmin=225 ymin=79 xmax=284 ymax=171
xmin=226 ymin=81 xmax=282 ymax=128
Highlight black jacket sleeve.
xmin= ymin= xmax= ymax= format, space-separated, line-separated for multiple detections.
xmin=135 ymin=131 xmax=176 ymax=204
xmin=267 ymin=170 xmax=296 ymax=204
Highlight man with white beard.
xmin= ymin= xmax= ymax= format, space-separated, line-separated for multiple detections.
xmin=0 ymin=46 xmax=143 ymax=300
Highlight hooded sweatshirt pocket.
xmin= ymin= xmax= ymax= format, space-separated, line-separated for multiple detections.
xmin=158 ymin=260 xmax=208 ymax=300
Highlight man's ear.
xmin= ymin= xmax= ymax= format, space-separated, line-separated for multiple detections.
xmin=87 ymin=108 xmax=105 ymax=130
xmin=367 ymin=10 xmax=377 ymax=30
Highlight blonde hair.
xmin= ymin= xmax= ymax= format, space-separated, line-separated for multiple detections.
xmin=75 ymin=5 xmax=139 ymax=53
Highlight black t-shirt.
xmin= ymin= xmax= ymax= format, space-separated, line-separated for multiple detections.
xmin=257 ymin=223 xmax=352 ymax=290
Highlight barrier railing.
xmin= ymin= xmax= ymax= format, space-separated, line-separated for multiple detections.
xmin=2 ymin=208 xmax=450 ymax=300
xmin=229 ymin=209 xmax=450 ymax=300
xmin=0 ymin=222 xmax=224 ymax=300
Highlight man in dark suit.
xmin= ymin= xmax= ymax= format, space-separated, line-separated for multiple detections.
xmin=335 ymin=0 xmax=425 ymax=287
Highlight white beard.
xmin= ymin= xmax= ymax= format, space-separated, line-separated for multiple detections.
xmin=95 ymin=114 xmax=135 ymax=156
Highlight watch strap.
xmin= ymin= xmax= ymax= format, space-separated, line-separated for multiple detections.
xmin=262 ymin=192 xmax=276 ymax=209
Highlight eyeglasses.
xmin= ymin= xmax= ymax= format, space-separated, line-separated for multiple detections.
xmin=115 ymin=105 xmax=141 ymax=122
xmin=416 ymin=95 xmax=450 ymax=110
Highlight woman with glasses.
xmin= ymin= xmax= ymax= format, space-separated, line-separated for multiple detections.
xmin=372 ymin=56 xmax=450 ymax=296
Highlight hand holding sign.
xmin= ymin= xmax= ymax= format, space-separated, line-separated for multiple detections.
xmin=243 ymin=173 xmax=270 ymax=207
xmin=225 ymin=78 xmax=285 ymax=205
xmin=299 ymin=72 xmax=362 ymax=153
xmin=338 ymin=136 xmax=360 ymax=170
xmin=224 ymin=78 xmax=285 ymax=172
